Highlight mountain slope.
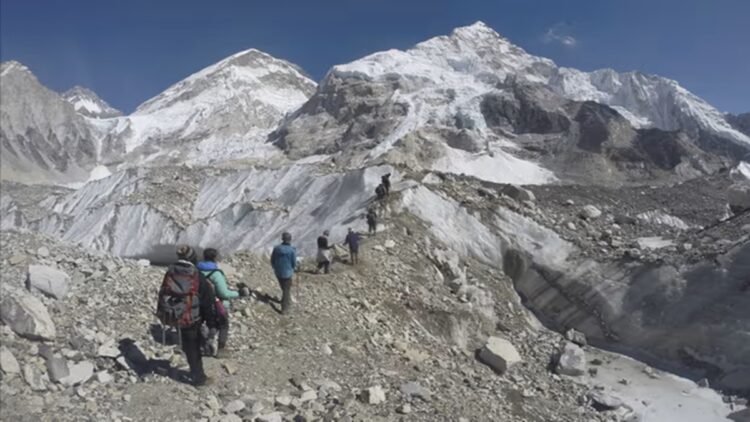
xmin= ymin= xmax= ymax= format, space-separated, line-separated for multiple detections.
xmin=62 ymin=86 xmax=122 ymax=118
xmin=0 ymin=62 xmax=99 ymax=184
xmin=105 ymin=49 xmax=316 ymax=165
xmin=272 ymin=22 xmax=748 ymax=185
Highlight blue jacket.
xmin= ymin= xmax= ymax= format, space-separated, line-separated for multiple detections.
xmin=271 ymin=243 xmax=297 ymax=279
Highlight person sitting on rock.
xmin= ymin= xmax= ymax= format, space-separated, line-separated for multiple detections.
xmin=316 ymin=230 xmax=334 ymax=274
xmin=343 ymin=228 xmax=361 ymax=265
xmin=197 ymin=247 xmax=247 ymax=357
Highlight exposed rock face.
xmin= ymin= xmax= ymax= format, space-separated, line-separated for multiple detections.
xmin=0 ymin=61 xmax=98 ymax=184
xmin=0 ymin=291 xmax=56 ymax=340
xmin=727 ymin=112 xmax=750 ymax=137
xmin=0 ymin=346 xmax=21 ymax=374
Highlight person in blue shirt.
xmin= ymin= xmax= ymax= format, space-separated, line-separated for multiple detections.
xmin=343 ymin=228 xmax=361 ymax=265
xmin=197 ymin=247 xmax=244 ymax=357
xmin=270 ymin=232 xmax=297 ymax=314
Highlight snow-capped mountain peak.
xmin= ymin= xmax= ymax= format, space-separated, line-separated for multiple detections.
xmin=107 ymin=48 xmax=317 ymax=163
xmin=62 ymin=86 xmax=122 ymax=118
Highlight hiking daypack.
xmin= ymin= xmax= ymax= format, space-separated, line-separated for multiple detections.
xmin=203 ymin=269 xmax=229 ymax=323
xmin=156 ymin=265 xmax=201 ymax=328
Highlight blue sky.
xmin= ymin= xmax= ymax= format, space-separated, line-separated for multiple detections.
xmin=2 ymin=0 xmax=748 ymax=114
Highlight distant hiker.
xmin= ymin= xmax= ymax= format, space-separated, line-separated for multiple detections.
xmin=156 ymin=245 xmax=217 ymax=386
xmin=366 ymin=209 xmax=378 ymax=234
xmin=198 ymin=247 xmax=247 ymax=357
xmin=375 ymin=184 xmax=386 ymax=201
xmin=271 ymin=232 xmax=297 ymax=314
xmin=381 ymin=173 xmax=391 ymax=196
xmin=343 ymin=228 xmax=361 ymax=265
xmin=316 ymin=230 xmax=334 ymax=274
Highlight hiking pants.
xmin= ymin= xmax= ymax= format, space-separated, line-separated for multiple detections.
xmin=218 ymin=319 xmax=229 ymax=349
xmin=317 ymin=260 xmax=330 ymax=274
xmin=368 ymin=222 xmax=376 ymax=234
xmin=349 ymin=247 xmax=359 ymax=265
xmin=277 ymin=277 xmax=292 ymax=314
xmin=181 ymin=325 xmax=206 ymax=384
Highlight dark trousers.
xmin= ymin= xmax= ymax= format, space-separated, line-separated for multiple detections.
xmin=217 ymin=319 xmax=229 ymax=349
xmin=277 ymin=277 xmax=292 ymax=314
xmin=317 ymin=260 xmax=330 ymax=274
xmin=209 ymin=317 xmax=230 ymax=349
xmin=349 ymin=247 xmax=359 ymax=264
xmin=181 ymin=325 xmax=206 ymax=384
xmin=368 ymin=222 xmax=376 ymax=234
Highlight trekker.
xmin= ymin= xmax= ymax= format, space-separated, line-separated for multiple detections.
xmin=156 ymin=245 xmax=216 ymax=386
xmin=366 ymin=209 xmax=377 ymax=234
xmin=197 ymin=248 xmax=247 ymax=357
xmin=271 ymin=232 xmax=297 ymax=314
xmin=375 ymin=184 xmax=386 ymax=201
xmin=381 ymin=173 xmax=391 ymax=196
xmin=316 ymin=230 xmax=334 ymax=274
xmin=343 ymin=228 xmax=361 ymax=265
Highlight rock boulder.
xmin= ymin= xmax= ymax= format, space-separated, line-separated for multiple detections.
xmin=0 ymin=292 xmax=56 ymax=340
xmin=478 ymin=336 xmax=522 ymax=374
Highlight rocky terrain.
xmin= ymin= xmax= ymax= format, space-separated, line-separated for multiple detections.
xmin=2 ymin=21 xmax=750 ymax=422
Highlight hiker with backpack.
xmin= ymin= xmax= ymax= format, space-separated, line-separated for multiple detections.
xmin=381 ymin=173 xmax=391 ymax=196
xmin=156 ymin=245 xmax=217 ymax=386
xmin=271 ymin=232 xmax=297 ymax=314
xmin=343 ymin=228 xmax=361 ymax=265
xmin=366 ymin=208 xmax=377 ymax=234
xmin=316 ymin=230 xmax=334 ymax=274
xmin=197 ymin=247 xmax=247 ymax=357
xmin=375 ymin=184 xmax=386 ymax=201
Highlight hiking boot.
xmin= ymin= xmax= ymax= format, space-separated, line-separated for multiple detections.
xmin=193 ymin=376 xmax=214 ymax=387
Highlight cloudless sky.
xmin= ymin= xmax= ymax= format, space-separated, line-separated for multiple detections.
xmin=2 ymin=0 xmax=748 ymax=113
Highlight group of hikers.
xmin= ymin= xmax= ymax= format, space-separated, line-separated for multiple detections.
xmin=156 ymin=186 xmax=389 ymax=386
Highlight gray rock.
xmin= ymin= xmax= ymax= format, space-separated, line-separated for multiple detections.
xmin=396 ymin=403 xmax=412 ymax=414
xmin=586 ymin=389 xmax=624 ymax=411
xmin=0 ymin=346 xmax=21 ymax=374
xmin=565 ymin=328 xmax=587 ymax=346
xmin=556 ymin=342 xmax=587 ymax=376
xmin=274 ymin=395 xmax=292 ymax=407
xmin=22 ymin=364 xmax=47 ymax=391
xmin=60 ymin=360 xmax=94 ymax=386
xmin=400 ymin=381 xmax=431 ymax=402
xmin=500 ymin=185 xmax=536 ymax=202
xmin=26 ymin=264 xmax=70 ymax=299
xmin=478 ymin=336 xmax=522 ymax=374
xmin=96 ymin=371 xmax=113 ymax=384
xmin=36 ymin=246 xmax=50 ymax=258
xmin=0 ymin=292 xmax=57 ymax=340
xmin=362 ymin=385 xmax=386 ymax=404
xmin=299 ymin=390 xmax=317 ymax=402
xmin=223 ymin=399 xmax=245 ymax=414
xmin=46 ymin=355 xmax=70 ymax=383
xmin=580 ymin=205 xmax=602 ymax=220
xmin=384 ymin=240 xmax=396 ymax=249
xmin=218 ymin=415 xmax=242 ymax=422
xmin=256 ymin=412 xmax=283 ymax=422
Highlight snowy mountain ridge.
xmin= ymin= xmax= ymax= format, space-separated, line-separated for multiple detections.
xmin=62 ymin=86 xmax=122 ymax=119
xmin=332 ymin=21 xmax=748 ymax=147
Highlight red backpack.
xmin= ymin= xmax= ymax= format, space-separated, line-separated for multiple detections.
xmin=156 ymin=264 xmax=201 ymax=328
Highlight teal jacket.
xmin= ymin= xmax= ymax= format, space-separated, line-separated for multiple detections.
xmin=197 ymin=261 xmax=239 ymax=311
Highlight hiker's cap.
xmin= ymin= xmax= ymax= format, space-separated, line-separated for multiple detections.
xmin=282 ymin=232 xmax=292 ymax=242
xmin=176 ymin=245 xmax=197 ymax=262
